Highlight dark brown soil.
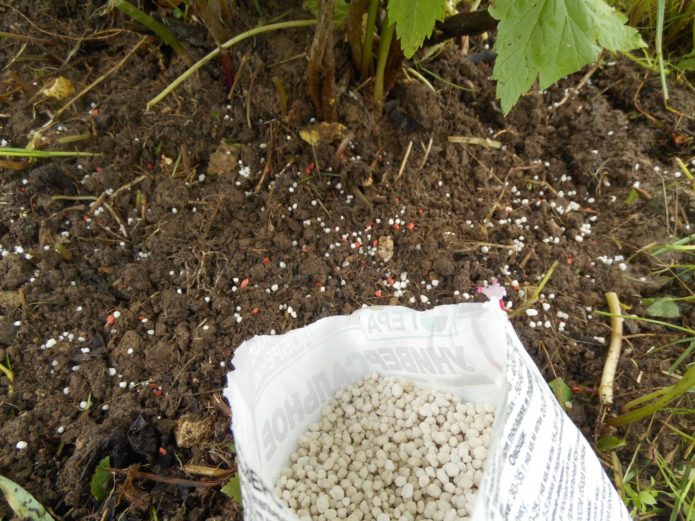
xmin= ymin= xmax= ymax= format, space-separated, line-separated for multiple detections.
xmin=0 ymin=2 xmax=693 ymax=519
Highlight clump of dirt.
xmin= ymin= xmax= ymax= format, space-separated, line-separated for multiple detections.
xmin=0 ymin=1 xmax=693 ymax=519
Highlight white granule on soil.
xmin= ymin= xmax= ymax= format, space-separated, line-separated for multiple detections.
xmin=274 ymin=374 xmax=495 ymax=521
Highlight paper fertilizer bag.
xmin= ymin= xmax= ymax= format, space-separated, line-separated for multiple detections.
xmin=224 ymin=298 xmax=631 ymax=521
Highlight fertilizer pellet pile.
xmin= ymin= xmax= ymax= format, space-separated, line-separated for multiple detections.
xmin=274 ymin=374 xmax=496 ymax=521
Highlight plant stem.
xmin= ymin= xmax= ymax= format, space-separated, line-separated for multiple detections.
xmin=0 ymin=360 xmax=13 ymax=384
xmin=110 ymin=0 xmax=194 ymax=67
xmin=599 ymin=292 xmax=623 ymax=406
xmin=147 ymin=19 xmax=316 ymax=110
xmin=360 ymin=0 xmax=380 ymax=80
xmin=655 ymin=0 xmax=669 ymax=103
xmin=508 ymin=260 xmax=558 ymax=318
xmin=0 ymin=148 xmax=99 ymax=158
xmin=373 ymin=20 xmax=395 ymax=104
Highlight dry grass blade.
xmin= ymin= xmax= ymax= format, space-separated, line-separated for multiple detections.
xmin=448 ymin=135 xmax=502 ymax=149
xmin=111 ymin=467 xmax=227 ymax=488
xmin=182 ymin=465 xmax=234 ymax=478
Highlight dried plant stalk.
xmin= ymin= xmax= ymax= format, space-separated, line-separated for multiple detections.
xmin=346 ymin=0 xmax=367 ymax=71
xmin=307 ymin=0 xmax=337 ymax=122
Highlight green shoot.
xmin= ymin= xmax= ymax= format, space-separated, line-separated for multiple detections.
xmin=597 ymin=434 xmax=628 ymax=451
xmin=0 ymin=354 xmax=13 ymax=382
xmin=221 ymin=475 xmax=242 ymax=503
xmin=548 ymin=377 xmax=573 ymax=410
xmin=109 ymin=0 xmax=194 ymax=67
xmin=655 ymin=0 xmax=669 ymax=102
xmin=147 ymin=19 xmax=317 ymax=110
xmin=0 ymin=354 xmax=14 ymax=395
xmin=0 ymin=147 xmax=99 ymax=158
xmin=90 ymin=456 xmax=112 ymax=502
xmin=373 ymin=20 xmax=396 ymax=104
xmin=623 ymin=475 xmax=660 ymax=516
xmin=83 ymin=392 xmax=93 ymax=412
xmin=164 ymin=0 xmax=191 ymax=20
xmin=508 ymin=260 xmax=559 ymax=318
xmin=675 ymin=158 xmax=694 ymax=181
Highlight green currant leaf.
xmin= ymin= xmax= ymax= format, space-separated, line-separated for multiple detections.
xmin=388 ymin=0 xmax=449 ymax=58
xmin=490 ymin=0 xmax=645 ymax=114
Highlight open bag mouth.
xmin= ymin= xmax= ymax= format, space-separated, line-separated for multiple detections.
xmin=225 ymin=302 xmax=630 ymax=521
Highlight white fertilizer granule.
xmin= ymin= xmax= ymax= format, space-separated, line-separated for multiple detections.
xmin=274 ymin=374 xmax=496 ymax=521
